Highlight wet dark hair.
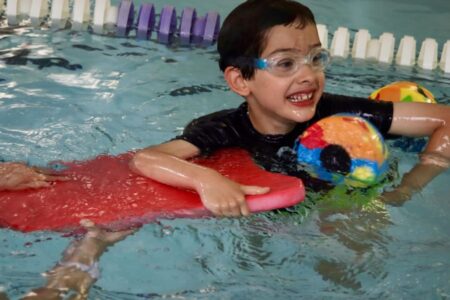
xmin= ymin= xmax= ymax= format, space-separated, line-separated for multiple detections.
xmin=218 ymin=0 xmax=316 ymax=79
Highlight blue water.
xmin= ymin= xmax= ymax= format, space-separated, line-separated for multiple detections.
xmin=1 ymin=0 xmax=450 ymax=299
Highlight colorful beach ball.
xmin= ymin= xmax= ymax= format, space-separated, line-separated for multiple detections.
xmin=294 ymin=115 xmax=389 ymax=187
xmin=369 ymin=81 xmax=436 ymax=103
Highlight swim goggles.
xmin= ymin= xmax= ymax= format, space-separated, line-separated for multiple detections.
xmin=254 ymin=47 xmax=330 ymax=77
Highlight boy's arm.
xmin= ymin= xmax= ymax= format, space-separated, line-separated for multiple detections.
xmin=129 ymin=139 xmax=269 ymax=217
xmin=389 ymin=102 xmax=449 ymax=161
xmin=382 ymin=102 xmax=450 ymax=205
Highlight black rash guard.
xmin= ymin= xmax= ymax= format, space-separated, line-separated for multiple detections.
xmin=177 ymin=93 xmax=394 ymax=163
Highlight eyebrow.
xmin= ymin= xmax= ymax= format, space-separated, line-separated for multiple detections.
xmin=266 ymin=43 xmax=323 ymax=56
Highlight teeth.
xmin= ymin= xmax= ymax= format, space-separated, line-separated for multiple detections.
xmin=288 ymin=92 xmax=313 ymax=102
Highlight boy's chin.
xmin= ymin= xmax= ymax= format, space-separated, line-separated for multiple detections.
xmin=290 ymin=105 xmax=317 ymax=122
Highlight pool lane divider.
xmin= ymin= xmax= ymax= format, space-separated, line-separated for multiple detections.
xmin=318 ymin=25 xmax=450 ymax=74
xmin=3 ymin=0 xmax=221 ymax=47
xmin=0 ymin=0 xmax=448 ymax=72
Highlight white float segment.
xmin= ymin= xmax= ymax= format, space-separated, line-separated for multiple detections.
xmin=330 ymin=27 xmax=350 ymax=58
xmin=7 ymin=0 xmax=20 ymax=16
xmin=377 ymin=32 xmax=395 ymax=64
xmin=93 ymin=0 xmax=110 ymax=28
xmin=19 ymin=0 xmax=31 ymax=15
xmin=316 ymin=24 xmax=328 ymax=49
xmin=51 ymin=0 xmax=69 ymax=22
xmin=7 ymin=0 xmax=21 ymax=25
xmin=439 ymin=40 xmax=450 ymax=73
xmin=418 ymin=38 xmax=438 ymax=70
xmin=395 ymin=35 xmax=416 ymax=67
xmin=366 ymin=39 xmax=380 ymax=61
xmin=105 ymin=5 xmax=118 ymax=25
xmin=30 ymin=0 xmax=48 ymax=21
xmin=352 ymin=29 xmax=371 ymax=59
xmin=72 ymin=0 xmax=90 ymax=25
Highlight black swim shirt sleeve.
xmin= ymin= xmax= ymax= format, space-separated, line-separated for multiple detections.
xmin=315 ymin=93 xmax=394 ymax=136
xmin=175 ymin=108 xmax=241 ymax=155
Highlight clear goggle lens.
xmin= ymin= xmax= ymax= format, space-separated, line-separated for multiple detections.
xmin=255 ymin=47 xmax=330 ymax=77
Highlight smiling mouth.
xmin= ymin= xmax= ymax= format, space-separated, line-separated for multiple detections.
xmin=287 ymin=92 xmax=314 ymax=103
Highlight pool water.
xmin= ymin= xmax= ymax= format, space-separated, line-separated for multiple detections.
xmin=1 ymin=0 xmax=450 ymax=299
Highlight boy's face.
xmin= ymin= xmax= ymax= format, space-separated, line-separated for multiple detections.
xmin=245 ymin=23 xmax=325 ymax=135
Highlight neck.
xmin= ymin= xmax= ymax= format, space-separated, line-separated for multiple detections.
xmin=247 ymin=105 xmax=295 ymax=135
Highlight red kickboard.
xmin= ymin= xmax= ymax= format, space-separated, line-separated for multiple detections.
xmin=0 ymin=149 xmax=305 ymax=232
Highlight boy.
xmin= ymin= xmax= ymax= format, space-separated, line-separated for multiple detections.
xmin=130 ymin=0 xmax=450 ymax=217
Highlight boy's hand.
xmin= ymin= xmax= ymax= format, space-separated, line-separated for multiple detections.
xmin=0 ymin=162 xmax=69 ymax=191
xmin=196 ymin=171 xmax=270 ymax=217
xmin=380 ymin=157 xmax=448 ymax=207
xmin=379 ymin=186 xmax=412 ymax=207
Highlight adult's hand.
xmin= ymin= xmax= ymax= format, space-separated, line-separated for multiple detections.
xmin=0 ymin=162 xmax=68 ymax=191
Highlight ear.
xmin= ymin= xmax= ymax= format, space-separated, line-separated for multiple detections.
xmin=224 ymin=66 xmax=251 ymax=97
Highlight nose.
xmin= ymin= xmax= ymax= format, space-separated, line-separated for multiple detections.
xmin=293 ymin=63 xmax=319 ymax=84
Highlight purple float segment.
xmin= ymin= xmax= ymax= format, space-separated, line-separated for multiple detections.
xmin=136 ymin=3 xmax=155 ymax=40
xmin=116 ymin=0 xmax=135 ymax=37
xmin=203 ymin=11 xmax=221 ymax=46
xmin=179 ymin=7 xmax=197 ymax=46
xmin=158 ymin=5 xmax=177 ymax=44
xmin=192 ymin=15 xmax=206 ymax=45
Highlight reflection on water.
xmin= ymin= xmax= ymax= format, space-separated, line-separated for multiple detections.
xmin=313 ymin=200 xmax=392 ymax=293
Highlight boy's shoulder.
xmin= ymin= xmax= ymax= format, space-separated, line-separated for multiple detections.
xmin=186 ymin=102 xmax=247 ymax=128
xmin=316 ymin=92 xmax=394 ymax=135
xmin=177 ymin=103 xmax=249 ymax=155
xmin=317 ymin=92 xmax=390 ymax=111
